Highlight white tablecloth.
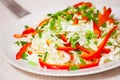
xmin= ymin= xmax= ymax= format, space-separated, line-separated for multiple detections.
xmin=0 ymin=0 xmax=120 ymax=80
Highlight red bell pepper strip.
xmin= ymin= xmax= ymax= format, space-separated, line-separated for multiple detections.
xmin=93 ymin=21 xmax=101 ymax=38
xmin=73 ymin=2 xmax=85 ymax=8
xmin=60 ymin=34 xmax=68 ymax=42
xmin=28 ymin=50 xmax=33 ymax=55
xmin=81 ymin=26 xmax=118 ymax=60
xmin=39 ymin=58 xmax=69 ymax=70
xmin=102 ymin=48 xmax=111 ymax=54
xmin=22 ymin=27 xmax=35 ymax=35
xmin=57 ymin=46 xmax=74 ymax=51
xmin=73 ymin=2 xmax=92 ymax=8
xmin=14 ymin=27 xmax=36 ymax=38
xmin=76 ymin=44 xmax=92 ymax=54
xmin=98 ymin=8 xmax=112 ymax=26
xmin=65 ymin=51 xmax=74 ymax=60
xmin=73 ymin=17 xmax=79 ymax=25
xmin=79 ymin=58 xmax=100 ymax=69
xmin=39 ymin=58 xmax=100 ymax=70
xmin=82 ymin=16 xmax=88 ymax=21
xmin=57 ymin=45 xmax=74 ymax=60
xmin=84 ymin=2 xmax=92 ymax=7
xmin=14 ymin=34 xmax=27 ymax=38
xmin=103 ymin=6 xmax=107 ymax=13
xmin=64 ymin=42 xmax=71 ymax=47
xmin=37 ymin=18 xmax=50 ymax=27
xmin=16 ymin=42 xmax=31 ymax=60
xmin=108 ymin=18 xmax=114 ymax=23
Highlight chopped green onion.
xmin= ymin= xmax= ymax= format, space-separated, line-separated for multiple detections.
xmin=63 ymin=6 xmax=71 ymax=12
xmin=107 ymin=42 xmax=113 ymax=46
xmin=47 ymin=13 xmax=52 ymax=16
xmin=102 ymin=23 xmax=107 ymax=28
xmin=50 ymin=19 xmax=55 ymax=30
xmin=38 ymin=54 xmax=42 ymax=57
xmin=77 ymin=5 xmax=88 ymax=12
xmin=15 ymin=41 xmax=27 ymax=46
xmin=87 ymin=9 xmax=94 ymax=16
xmin=24 ymin=25 xmax=29 ymax=29
xmin=111 ymin=30 xmax=117 ymax=36
xmin=32 ymin=35 xmax=35 ymax=38
xmin=85 ymin=30 xmax=96 ymax=40
xmin=20 ymin=41 xmax=27 ymax=46
xmin=43 ymin=52 xmax=48 ymax=62
xmin=75 ymin=50 xmax=82 ymax=54
xmin=103 ymin=58 xmax=111 ymax=64
xmin=15 ymin=41 xmax=20 ymax=46
xmin=22 ymin=53 xmax=28 ymax=60
xmin=79 ymin=57 xmax=86 ymax=64
xmin=65 ymin=14 xmax=74 ymax=21
xmin=69 ymin=65 xmax=79 ymax=70
xmin=114 ymin=21 xmax=119 ymax=25
xmin=70 ymin=36 xmax=80 ymax=48
xmin=28 ymin=61 xmax=38 ymax=66
xmin=94 ymin=41 xmax=98 ymax=45
xmin=38 ymin=30 xmax=42 ymax=38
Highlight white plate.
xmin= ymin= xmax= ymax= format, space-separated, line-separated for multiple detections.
xmin=0 ymin=3 xmax=120 ymax=76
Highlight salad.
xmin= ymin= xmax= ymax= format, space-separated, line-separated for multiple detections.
xmin=13 ymin=2 xmax=120 ymax=71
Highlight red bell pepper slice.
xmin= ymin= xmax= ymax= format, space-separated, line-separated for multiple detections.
xmin=76 ymin=44 xmax=92 ymax=54
xmin=14 ymin=34 xmax=27 ymax=38
xmin=73 ymin=2 xmax=92 ymax=8
xmin=39 ymin=58 xmax=69 ymax=70
xmin=64 ymin=42 xmax=71 ymax=47
xmin=65 ymin=51 xmax=74 ymax=60
xmin=81 ymin=26 xmax=118 ymax=60
xmin=28 ymin=50 xmax=33 ymax=55
xmin=98 ymin=7 xmax=112 ymax=26
xmin=60 ymin=34 xmax=68 ymax=42
xmin=73 ymin=17 xmax=79 ymax=25
xmin=79 ymin=58 xmax=100 ymax=69
xmin=102 ymin=48 xmax=111 ymax=54
xmin=22 ymin=27 xmax=35 ymax=35
xmin=14 ymin=27 xmax=36 ymax=38
xmin=108 ymin=18 xmax=114 ymax=23
xmin=93 ymin=21 xmax=101 ymax=38
xmin=73 ymin=2 xmax=85 ymax=8
xmin=37 ymin=18 xmax=49 ymax=27
xmin=82 ymin=16 xmax=88 ymax=21
xmin=103 ymin=6 xmax=107 ymax=13
xmin=39 ymin=58 xmax=100 ymax=70
xmin=57 ymin=46 xmax=74 ymax=51
xmin=16 ymin=42 xmax=31 ymax=60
